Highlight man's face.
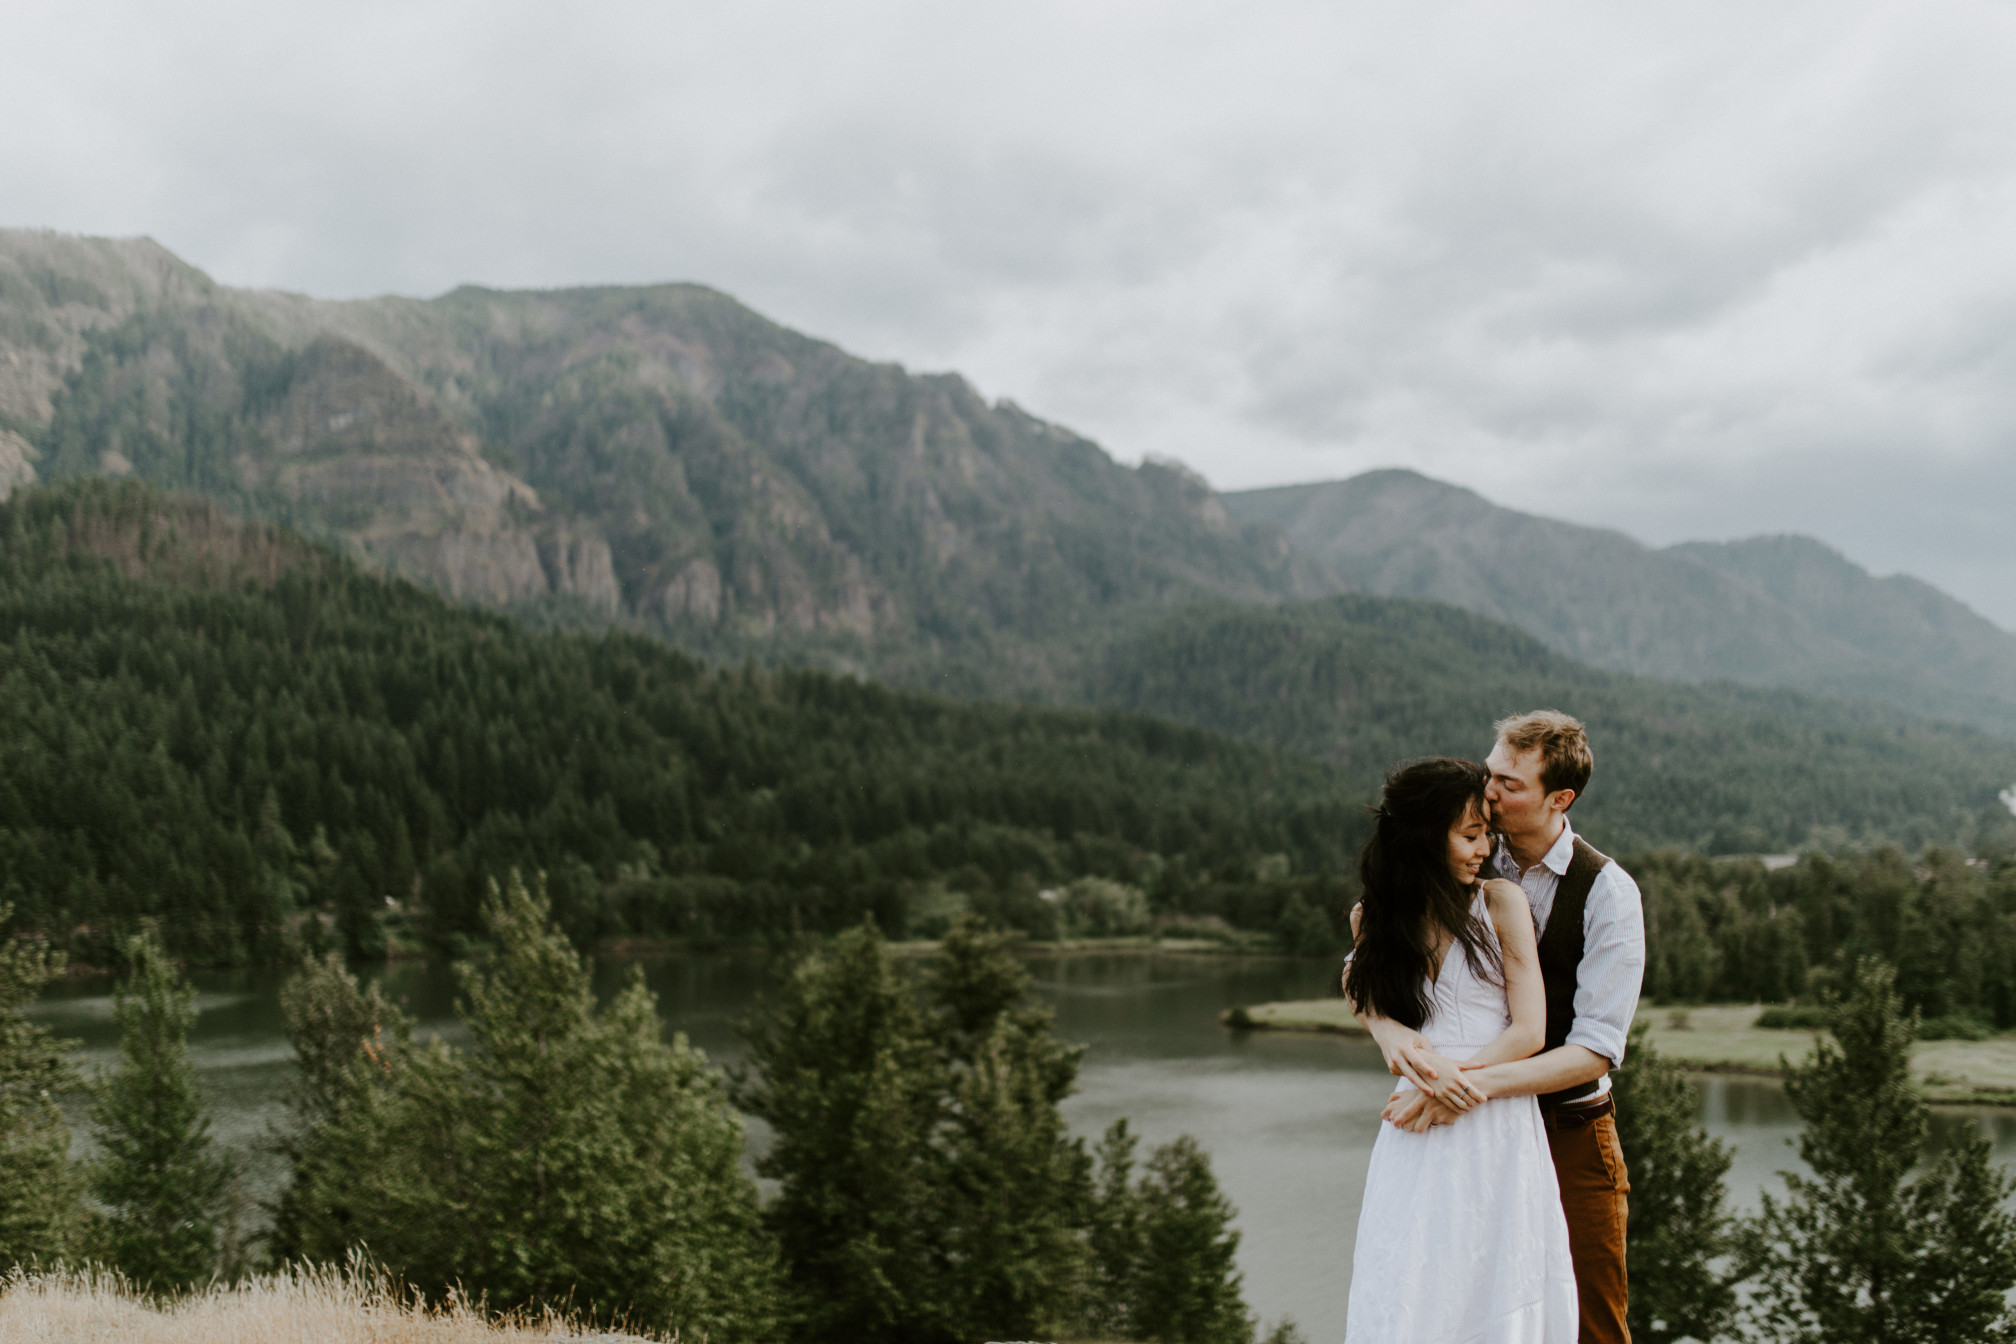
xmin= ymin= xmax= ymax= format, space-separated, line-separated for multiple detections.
xmin=1484 ymin=740 xmax=1565 ymax=837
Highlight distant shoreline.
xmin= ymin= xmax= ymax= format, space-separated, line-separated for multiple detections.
xmin=599 ymin=932 xmax=1298 ymax=960
xmin=40 ymin=933 xmax=1305 ymax=980
xmin=1222 ymin=999 xmax=2016 ymax=1107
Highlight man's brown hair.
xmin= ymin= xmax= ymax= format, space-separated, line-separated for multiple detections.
xmin=1493 ymin=709 xmax=1593 ymax=804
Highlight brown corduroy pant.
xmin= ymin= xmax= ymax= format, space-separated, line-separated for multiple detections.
xmin=1548 ymin=1109 xmax=1631 ymax=1344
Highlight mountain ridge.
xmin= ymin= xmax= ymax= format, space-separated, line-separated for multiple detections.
xmin=1224 ymin=469 xmax=2016 ymax=739
xmin=1078 ymin=592 xmax=2016 ymax=854
xmin=8 ymin=229 xmax=2014 ymax=749
xmin=0 ymin=230 xmax=1325 ymax=696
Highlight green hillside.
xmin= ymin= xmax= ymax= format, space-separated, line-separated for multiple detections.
xmin=0 ymin=480 xmax=1357 ymax=967
xmin=1225 ymin=469 xmax=2016 ymax=740
xmin=1079 ymin=595 xmax=2016 ymax=855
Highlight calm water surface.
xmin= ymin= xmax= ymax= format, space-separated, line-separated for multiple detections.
xmin=35 ymin=951 xmax=2016 ymax=1341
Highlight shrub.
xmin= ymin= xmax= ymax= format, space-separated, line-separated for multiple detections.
xmin=1756 ymin=1005 xmax=1831 ymax=1030
xmin=1274 ymin=892 xmax=1341 ymax=957
xmin=1059 ymin=877 xmax=1152 ymax=938
xmin=1915 ymin=1014 xmax=1992 ymax=1041
xmin=1153 ymin=914 xmax=1244 ymax=944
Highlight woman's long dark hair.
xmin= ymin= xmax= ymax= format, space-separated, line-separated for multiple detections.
xmin=1344 ymin=757 xmax=1504 ymax=1029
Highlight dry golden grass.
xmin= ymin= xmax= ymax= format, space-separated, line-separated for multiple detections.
xmin=0 ymin=1261 xmax=661 ymax=1344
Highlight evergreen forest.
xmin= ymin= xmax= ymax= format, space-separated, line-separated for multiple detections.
xmin=3 ymin=478 xmax=2015 ymax=979
xmin=1086 ymin=597 xmax=2016 ymax=855
xmin=0 ymin=480 xmax=1358 ymax=968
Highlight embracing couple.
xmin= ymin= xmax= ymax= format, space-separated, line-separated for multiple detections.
xmin=1342 ymin=711 xmax=1646 ymax=1344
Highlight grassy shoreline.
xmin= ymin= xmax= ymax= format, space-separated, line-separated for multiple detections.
xmin=1222 ymin=999 xmax=2016 ymax=1106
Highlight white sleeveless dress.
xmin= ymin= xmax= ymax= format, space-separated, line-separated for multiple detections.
xmin=1344 ymin=897 xmax=1577 ymax=1343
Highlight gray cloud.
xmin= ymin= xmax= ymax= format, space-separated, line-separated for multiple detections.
xmin=6 ymin=0 xmax=2015 ymax=623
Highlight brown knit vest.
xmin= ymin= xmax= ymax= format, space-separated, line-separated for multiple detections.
xmin=1533 ymin=836 xmax=1611 ymax=1109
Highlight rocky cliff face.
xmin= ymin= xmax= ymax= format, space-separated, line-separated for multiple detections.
xmin=296 ymin=282 xmax=1328 ymax=658
xmin=0 ymin=231 xmax=1321 ymax=689
xmin=0 ymin=231 xmax=212 ymax=428
xmin=0 ymin=233 xmax=625 ymax=614
xmin=0 ymin=429 xmax=35 ymax=500
xmin=245 ymin=336 xmax=619 ymax=612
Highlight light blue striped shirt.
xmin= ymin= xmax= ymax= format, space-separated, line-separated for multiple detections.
xmin=1492 ymin=818 xmax=1645 ymax=1088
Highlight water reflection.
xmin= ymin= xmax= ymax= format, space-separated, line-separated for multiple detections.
xmin=32 ymin=952 xmax=2016 ymax=1340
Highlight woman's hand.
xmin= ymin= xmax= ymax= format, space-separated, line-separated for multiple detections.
xmin=1413 ymin=1049 xmax=1487 ymax=1112
xmin=1383 ymin=1089 xmax=1463 ymax=1132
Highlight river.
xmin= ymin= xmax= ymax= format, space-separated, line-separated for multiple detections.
xmin=33 ymin=949 xmax=2016 ymax=1339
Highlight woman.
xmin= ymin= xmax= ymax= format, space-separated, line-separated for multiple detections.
xmin=1342 ymin=757 xmax=1576 ymax=1343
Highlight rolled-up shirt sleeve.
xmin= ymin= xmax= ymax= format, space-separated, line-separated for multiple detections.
xmin=1566 ymin=863 xmax=1646 ymax=1069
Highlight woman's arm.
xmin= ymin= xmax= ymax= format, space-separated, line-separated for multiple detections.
xmin=1347 ymin=903 xmax=1480 ymax=1109
xmin=1382 ymin=881 xmax=1547 ymax=1130
xmin=1452 ymin=880 xmax=1545 ymax=1070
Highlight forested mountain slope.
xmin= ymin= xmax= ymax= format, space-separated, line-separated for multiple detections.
xmin=1225 ymin=470 xmax=2016 ymax=739
xmin=1078 ymin=595 xmax=2016 ymax=857
xmin=0 ymin=230 xmax=1326 ymax=696
xmin=5 ymin=478 xmax=2012 ymax=973
xmin=0 ymin=480 xmax=1355 ymax=967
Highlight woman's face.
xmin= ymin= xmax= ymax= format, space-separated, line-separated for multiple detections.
xmin=1446 ymin=797 xmax=1491 ymax=888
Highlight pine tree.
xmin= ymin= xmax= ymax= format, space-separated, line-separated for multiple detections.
xmin=268 ymin=950 xmax=410 ymax=1261
xmin=736 ymin=921 xmax=946 ymax=1343
xmin=1133 ymin=1135 xmax=1254 ymax=1344
xmin=1085 ymin=1119 xmax=1147 ymax=1341
xmin=0 ymin=905 xmax=85 ymax=1269
xmin=1742 ymin=956 xmax=2016 ymax=1343
xmin=742 ymin=916 xmax=1257 ymax=1344
xmin=926 ymin=918 xmax=1092 ymax=1341
xmin=1612 ymin=1019 xmax=1735 ymax=1343
xmin=86 ymin=934 xmax=233 ymax=1290
xmin=1085 ymin=1117 xmax=1269 ymax=1343
xmin=284 ymin=873 xmax=783 ymax=1341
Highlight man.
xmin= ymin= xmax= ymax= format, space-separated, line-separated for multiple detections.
xmin=1353 ymin=711 xmax=1646 ymax=1344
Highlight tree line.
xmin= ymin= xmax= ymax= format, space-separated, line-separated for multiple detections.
xmin=0 ymin=879 xmax=1299 ymax=1344
xmin=0 ymin=479 xmax=1360 ymax=970
xmin=1635 ymin=844 xmax=2016 ymax=1026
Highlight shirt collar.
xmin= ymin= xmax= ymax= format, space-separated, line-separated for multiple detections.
xmin=1538 ymin=817 xmax=1577 ymax=876
xmin=1496 ymin=817 xmax=1576 ymax=877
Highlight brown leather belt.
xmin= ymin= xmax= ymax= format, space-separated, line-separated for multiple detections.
xmin=1542 ymin=1095 xmax=1614 ymax=1131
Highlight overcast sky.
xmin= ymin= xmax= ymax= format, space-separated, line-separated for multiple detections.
xmin=8 ymin=0 xmax=2016 ymax=625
